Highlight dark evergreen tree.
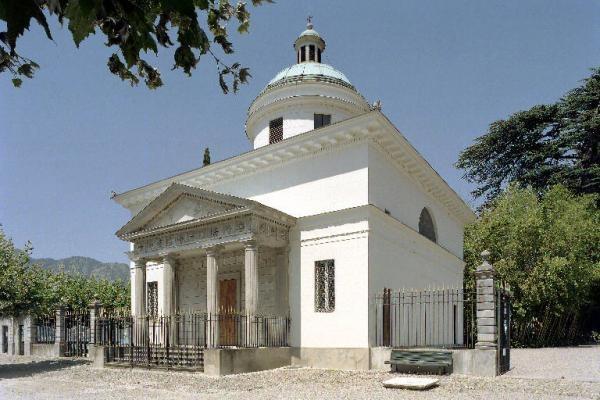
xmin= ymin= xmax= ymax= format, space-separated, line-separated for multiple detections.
xmin=457 ymin=68 xmax=600 ymax=203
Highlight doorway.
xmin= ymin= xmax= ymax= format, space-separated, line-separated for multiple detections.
xmin=219 ymin=278 xmax=238 ymax=346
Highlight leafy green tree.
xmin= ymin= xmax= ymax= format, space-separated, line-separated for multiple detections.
xmin=0 ymin=0 xmax=272 ymax=89
xmin=464 ymin=185 xmax=600 ymax=340
xmin=0 ymin=225 xmax=130 ymax=316
xmin=457 ymin=68 xmax=600 ymax=204
xmin=0 ymin=226 xmax=48 ymax=316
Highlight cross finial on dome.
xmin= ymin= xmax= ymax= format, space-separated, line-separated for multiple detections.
xmin=306 ymin=15 xmax=313 ymax=29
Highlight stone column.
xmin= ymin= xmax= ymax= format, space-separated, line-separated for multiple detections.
xmin=163 ymin=255 xmax=176 ymax=316
xmin=163 ymin=255 xmax=177 ymax=346
xmin=475 ymin=250 xmax=497 ymax=349
xmin=244 ymin=242 xmax=259 ymax=316
xmin=133 ymin=259 xmax=147 ymax=347
xmin=133 ymin=259 xmax=147 ymax=317
xmin=206 ymin=247 xmax=221 ymax=348
xmin=244 ymin=242 xmax=259 ymax=346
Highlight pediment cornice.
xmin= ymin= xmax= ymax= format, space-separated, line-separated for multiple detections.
xmin=116 ymin=183 xmax=295 ymax=239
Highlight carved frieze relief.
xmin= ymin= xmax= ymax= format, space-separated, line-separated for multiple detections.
xmin=132 ymin=214 xmax=290 ymax=258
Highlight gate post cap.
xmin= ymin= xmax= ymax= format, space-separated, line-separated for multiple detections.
xmin=481 ymin=249 xmax=491 ymax=261
xmin=475 ymin=249 xmax=494 ymax=277
xmin=89 ymin=299 xmax=102 ymax=309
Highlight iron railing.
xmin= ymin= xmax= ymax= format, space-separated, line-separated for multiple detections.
xmin=375 ymin=288 xmax=477 ymax=349
xmin=33 ymin=315 xmax=56 ymax=344
xmin=63 ymin=310 xmax=90 ymax=357
xmin=95 ymin=311 xmax=290 ymax=370
xmin=511 ymin=308 xmax=583 ymax=348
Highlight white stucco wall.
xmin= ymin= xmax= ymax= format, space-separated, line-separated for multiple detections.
xmin=367 ymin=144 xmax=464 ymax=258
xmin=207 ymin=141 xmax=369 ymax=219
xmin=289 ymin=207 xmax=370 ymax=348
xmin=367 ymin=206 xmax=464 ymax=346
xmin=251 ymin=104 xmax=355 ymax=149
xmin=247 ymin=81 xmax=369 ymax=148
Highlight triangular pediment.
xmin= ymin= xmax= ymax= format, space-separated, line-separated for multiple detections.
xmin=116 ymin=183 xmax=253 ymax=237
xmin=144 ymin=195 xmax=238 ymax=230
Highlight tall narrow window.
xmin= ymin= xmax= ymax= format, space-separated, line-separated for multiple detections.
xmin=269 ymin=117 xmax=283 ymax=144
xmin=419 ymin=208 xmax=437 ymax=243
xmin=147 ymin=281 xmax=158 ymax=317
xmin=309 ymin=45 xmax=315 ymax=61
xmin=315 ymin=260 xmax=335 ymax=312
xmin=300 ymin=46 xmax=306 ymax=62
xmin=314 ymin=113 xmax=332 ymax=129
xmin=317 ymin=48 xmax=321 ymax=63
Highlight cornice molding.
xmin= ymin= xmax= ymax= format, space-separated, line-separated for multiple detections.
xmin=246 ymin=94 xmax=367 ymax=140
xmin=114 ymin=111 xmax=474 ymax=225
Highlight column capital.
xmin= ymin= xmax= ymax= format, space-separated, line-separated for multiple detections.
xmin=205 ymin=245 xmax=224 ymax=257
xmin=133 ymin=258 xmax=147 ymax=268
xmin=243 ymin=240 xmax=258 ymax=250
xmin=88 ymin=299 xmax=102 ymax=310
xmin=162 ymin=254 xmax=178 ymax=265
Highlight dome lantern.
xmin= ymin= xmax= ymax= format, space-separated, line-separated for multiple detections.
xmin=245 ymin=20 xmax=371 ymax=149
xmin=294 ymin=17 xmax=325 ymax=64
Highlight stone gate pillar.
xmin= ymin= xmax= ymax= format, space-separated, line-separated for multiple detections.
xmin=475 ymin=250 xmax=497 ymax=349
xmin=88 ymin=300 xmax=101 ymax=346
xmin=54 ymin=306 xmax=65 ymax=357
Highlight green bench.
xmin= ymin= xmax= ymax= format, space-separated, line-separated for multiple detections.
xmin=385 ymin=349 xmax=453 ymax=375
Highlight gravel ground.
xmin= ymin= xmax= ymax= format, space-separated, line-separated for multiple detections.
xmin=0 ymin=347 xmax=599 ymax=400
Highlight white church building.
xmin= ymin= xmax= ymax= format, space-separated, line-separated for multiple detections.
xmin=113 ymin=22 xmax=475 ymax=371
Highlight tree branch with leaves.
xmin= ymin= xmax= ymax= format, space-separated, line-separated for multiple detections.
xmin=0 ymin=0 xmax=271 ymax=90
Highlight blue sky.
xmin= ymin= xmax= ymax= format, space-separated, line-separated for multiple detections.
xmin=1 ymin=1 xmax=598 ymax=263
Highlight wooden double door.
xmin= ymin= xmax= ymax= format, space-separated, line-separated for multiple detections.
xmin=219 ymin=278 xmax=238 ymax=346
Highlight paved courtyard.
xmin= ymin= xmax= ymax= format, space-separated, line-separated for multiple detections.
xmin=0 ymin=347 xmax=598 ymax=399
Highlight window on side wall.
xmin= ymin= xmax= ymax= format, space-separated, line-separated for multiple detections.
xmin=315 ymin=259 xmax=335 ymax=312
xmin=419 ymin=208 xmax=437 ymax=243
xmin=314 ymin=113 xmax=331 ymax=129
xmin=269 ymin=117 xmax=283 ymax=144
xmin=147 ymin=281 xmax=158 ymax=317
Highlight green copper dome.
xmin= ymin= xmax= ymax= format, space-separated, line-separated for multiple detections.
xmin=266 ymin=63 xmax=353 ymax=89
xmin=298 ymin=28 xmax=321 ymax=39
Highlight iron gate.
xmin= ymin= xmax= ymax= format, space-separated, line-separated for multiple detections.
xmin=63 ymin=310 xmax=90 ymax=357
xmin=497 ymin=287 xmax=511 ymax=374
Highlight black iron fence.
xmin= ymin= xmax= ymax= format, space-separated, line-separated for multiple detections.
xmin=511 ymin=308 xmax=584 ymax=348
xmin=375 ymin=288 xmax=477 ymax=349
xmin=33 ymin=315 xmax=56 ymax=344
xmin=497 ymin=287 xmax=511 ymax=374
xmin=63 ymin=310 xmax=90 ymax=357
xmin=95 ymin=311 xmax=290 ymax=370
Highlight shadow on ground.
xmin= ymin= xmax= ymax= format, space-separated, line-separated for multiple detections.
xmin=0 ymin=359 xmax=89 ymax=379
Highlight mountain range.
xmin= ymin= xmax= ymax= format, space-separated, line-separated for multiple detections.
xmin=30 ymin=256 xmax=130 ymax=282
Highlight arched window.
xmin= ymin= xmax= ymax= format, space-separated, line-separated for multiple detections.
xmin=419 ymin=208 xmax=437 ymax=243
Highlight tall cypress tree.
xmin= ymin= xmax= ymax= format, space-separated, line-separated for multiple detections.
xmin=203 ymin=147 xmax=211 ymax=167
